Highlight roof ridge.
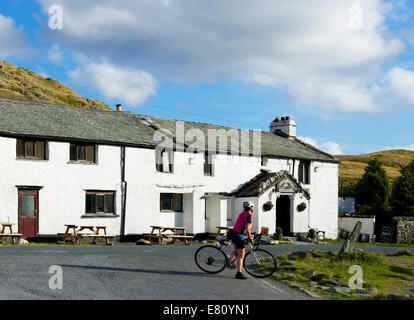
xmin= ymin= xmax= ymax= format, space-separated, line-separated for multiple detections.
xmin=293 ymin=136 xmax=335 ymax=160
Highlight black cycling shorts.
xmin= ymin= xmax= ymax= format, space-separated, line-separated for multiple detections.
xmin=227 ymin=230 xmax=248 ymax=249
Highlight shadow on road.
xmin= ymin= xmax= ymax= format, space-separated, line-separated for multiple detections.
xmin=60 ymin=264 xmax=213 ymax=278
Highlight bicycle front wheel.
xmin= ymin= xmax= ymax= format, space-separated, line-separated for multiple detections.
xmin=243 ymin=249 xmax=277 ymax=278
xmin=194 ymin=245 xmax=227 ymax=274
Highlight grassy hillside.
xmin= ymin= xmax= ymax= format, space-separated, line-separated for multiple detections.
xmin=0 ymin=61 xmax=110 ymax=110
xmin=335 ymin=150 xmax=414 ymax=196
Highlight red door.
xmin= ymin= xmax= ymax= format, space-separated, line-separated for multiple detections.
xmin=18 ymin=190 xmax=39 ymax=238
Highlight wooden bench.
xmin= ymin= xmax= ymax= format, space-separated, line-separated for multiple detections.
xmin=0 ymin=233 xmax=23 ymax=244
xmin=57 ymin=225 xmax=115 ymax=245
xmin=0 ymin=222 xmax=22 ymax=244
xmin=143 ymin=226 xmax=193 ymax=245
xmin=162 ymin=234 xmax=194 ymax=244
xmin=78 ymin=233 xmax=115 ymax=246
xmin=216 ymin=226 xmax=232 ymax=237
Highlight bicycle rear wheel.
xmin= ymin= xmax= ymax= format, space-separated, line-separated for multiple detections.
xmin=243 ymin=249 xmax=277 ymax=278
xmin=194 ymin=245 xmax=227 ymax=274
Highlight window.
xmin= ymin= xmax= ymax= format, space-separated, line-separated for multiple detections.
xmin=160 ymin=193 xmax=183 ymax=212
xmin=16 ymin=139 xmax=47 ymax=160
xmin=298 ymin=160 xmax=311 ymax=184
xmin=204 ymin=153 xmax=213 ymax=176
xmin=85 ymin=191 xmax=115 ymax=214
xmin=155 ymin=149 xmax=174 ymax=173
xmin=70 ymin=143 xmax=96 ymax=163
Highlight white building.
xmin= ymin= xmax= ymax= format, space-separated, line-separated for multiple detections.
xmin=0 ymin=97 xmax=339 ymax=239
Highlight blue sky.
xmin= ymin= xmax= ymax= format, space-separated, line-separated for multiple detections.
xmin=1 ymin=0 xmax=414 ymax=155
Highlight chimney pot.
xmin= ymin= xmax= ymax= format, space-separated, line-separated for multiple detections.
xmin=269 ymin=115 xmax=297 ymax=138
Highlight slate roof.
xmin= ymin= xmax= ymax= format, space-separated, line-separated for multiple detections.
xmin=232 ymin=169 xmax=311 ymax=198
xmin=0 ymin=97 xmax=339 ymax=163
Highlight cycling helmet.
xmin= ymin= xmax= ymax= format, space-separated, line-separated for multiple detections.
xmin=243 ymin=201 xmax=255 ymax=209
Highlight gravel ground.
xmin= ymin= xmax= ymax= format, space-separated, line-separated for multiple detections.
xmin=0 ymin=243 xmax=411 ymax=300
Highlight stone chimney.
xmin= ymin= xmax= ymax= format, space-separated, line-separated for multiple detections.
xmin=270 ymin=116 xmax=296 ymax=138
xmin=116 ymin=104 xmax=122 ymax=112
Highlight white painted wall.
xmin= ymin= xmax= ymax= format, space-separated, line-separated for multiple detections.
xmin=0 ymin=138 xmax=122 ymax=235
xmin=0 ymin=136 xmax=339 ymax=238
xmin=257 ymin=188 xmax=276 ymax=235
xmin=338 ymin=217 xmax=375 ymax=236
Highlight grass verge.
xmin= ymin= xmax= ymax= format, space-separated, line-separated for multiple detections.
xmin=267 ymin=249 xmax=414 ymax=300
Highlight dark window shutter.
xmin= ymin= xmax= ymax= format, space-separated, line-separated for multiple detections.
xmin=35 ymin=141 xmax=45 ymax=159
xmin=70 ymin=144 xmax=77 ymax=161
xmin=16 ymin=139 xmax=24 ymax=157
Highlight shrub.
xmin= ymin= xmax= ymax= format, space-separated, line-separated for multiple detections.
xmin=307 ymin=228 xmax=316 ymax=240
xmin=274 ymin=227 xmax=283 ymax=241
xmin=391 ymin=160 xmax=414 ymax=217
xmin=355 ymin=158 xmax=391 ymax=216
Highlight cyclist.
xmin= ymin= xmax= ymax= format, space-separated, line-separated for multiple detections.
xmin=227 ymin=201 xmax=254 ymax=279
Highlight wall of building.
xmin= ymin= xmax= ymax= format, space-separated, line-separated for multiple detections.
xmin=306 ymin=161 xmax=339 ymax=238
xmin=0 ymin=137 xmax=122 ymax=235
xmin=0 ymin=136 xmax=339 ymax=238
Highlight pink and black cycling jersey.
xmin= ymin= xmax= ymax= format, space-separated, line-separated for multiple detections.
xmin=232 ymin=211 xmax=252 ymax=235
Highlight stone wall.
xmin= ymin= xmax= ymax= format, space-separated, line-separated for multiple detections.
xmin=392 ymin=216 xmax=414 ymax=244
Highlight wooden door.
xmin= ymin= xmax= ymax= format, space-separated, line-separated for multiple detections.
xmin=18 ymin=190 xmax=39 ymax=238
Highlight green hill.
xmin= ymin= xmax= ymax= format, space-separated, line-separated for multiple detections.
xmin=0 ymin=61 xmax=110 ymax=110
xmin=335 ymin=150 xmax=414 ymax=196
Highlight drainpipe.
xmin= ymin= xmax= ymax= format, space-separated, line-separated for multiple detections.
xmin=120 ymin=146 xmax=127 ymax=240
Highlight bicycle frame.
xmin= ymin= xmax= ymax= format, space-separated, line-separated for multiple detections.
xmin=216 ymin=234 xmax=262 ymax=264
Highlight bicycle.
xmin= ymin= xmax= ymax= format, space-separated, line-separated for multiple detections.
xmin=194 ymin=233 xmax=277 ymax=278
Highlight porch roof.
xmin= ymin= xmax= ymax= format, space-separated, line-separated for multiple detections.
xmin=231 ymin=169 xmax=311 ymax=199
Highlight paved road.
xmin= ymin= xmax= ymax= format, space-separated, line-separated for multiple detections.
xmin=0 ymin=243 xmax=411 ymax=300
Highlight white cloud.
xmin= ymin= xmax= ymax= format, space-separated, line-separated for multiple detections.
xmin=298 ymin=136 xmax=344 ymax=155
xmin=321 ymin=141 xmax=345 ymax=155
xmin=0 ymin=14 xmax=29 ymax=59
xmin=387 ymin=67 xmax=414 ymax=103
xmin=37 ymin=0 xmax=405 ymax=112
xmin=48 ymin=43 xmax=64 ymax=65
xmin=68 ymin=58 xmax=158 ymax=106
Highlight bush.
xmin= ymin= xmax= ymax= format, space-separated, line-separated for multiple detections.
xmin=274 ymin=227 xmax=283 ymax=241
xmin=391 ymin=160 xmax=414 ymax=217
xmin=355 ymin=158 xmax=391 ymax=216
xmin=307 ymin=228 xmax=316 ymax=240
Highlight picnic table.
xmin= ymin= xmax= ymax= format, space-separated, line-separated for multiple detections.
xmin=215 ymin=226 xmax=233 ymax=237
xmin=143 ymin=226 xmax=193 ymax=245
xmin=57 ymin=224 xmax=115 ymax=245
xmin=0 ymin=222 xmax=22 ymax=244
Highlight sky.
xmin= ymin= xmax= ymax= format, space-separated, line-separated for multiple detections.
xmin=1 ymin=0 xmax=414 ymax=155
